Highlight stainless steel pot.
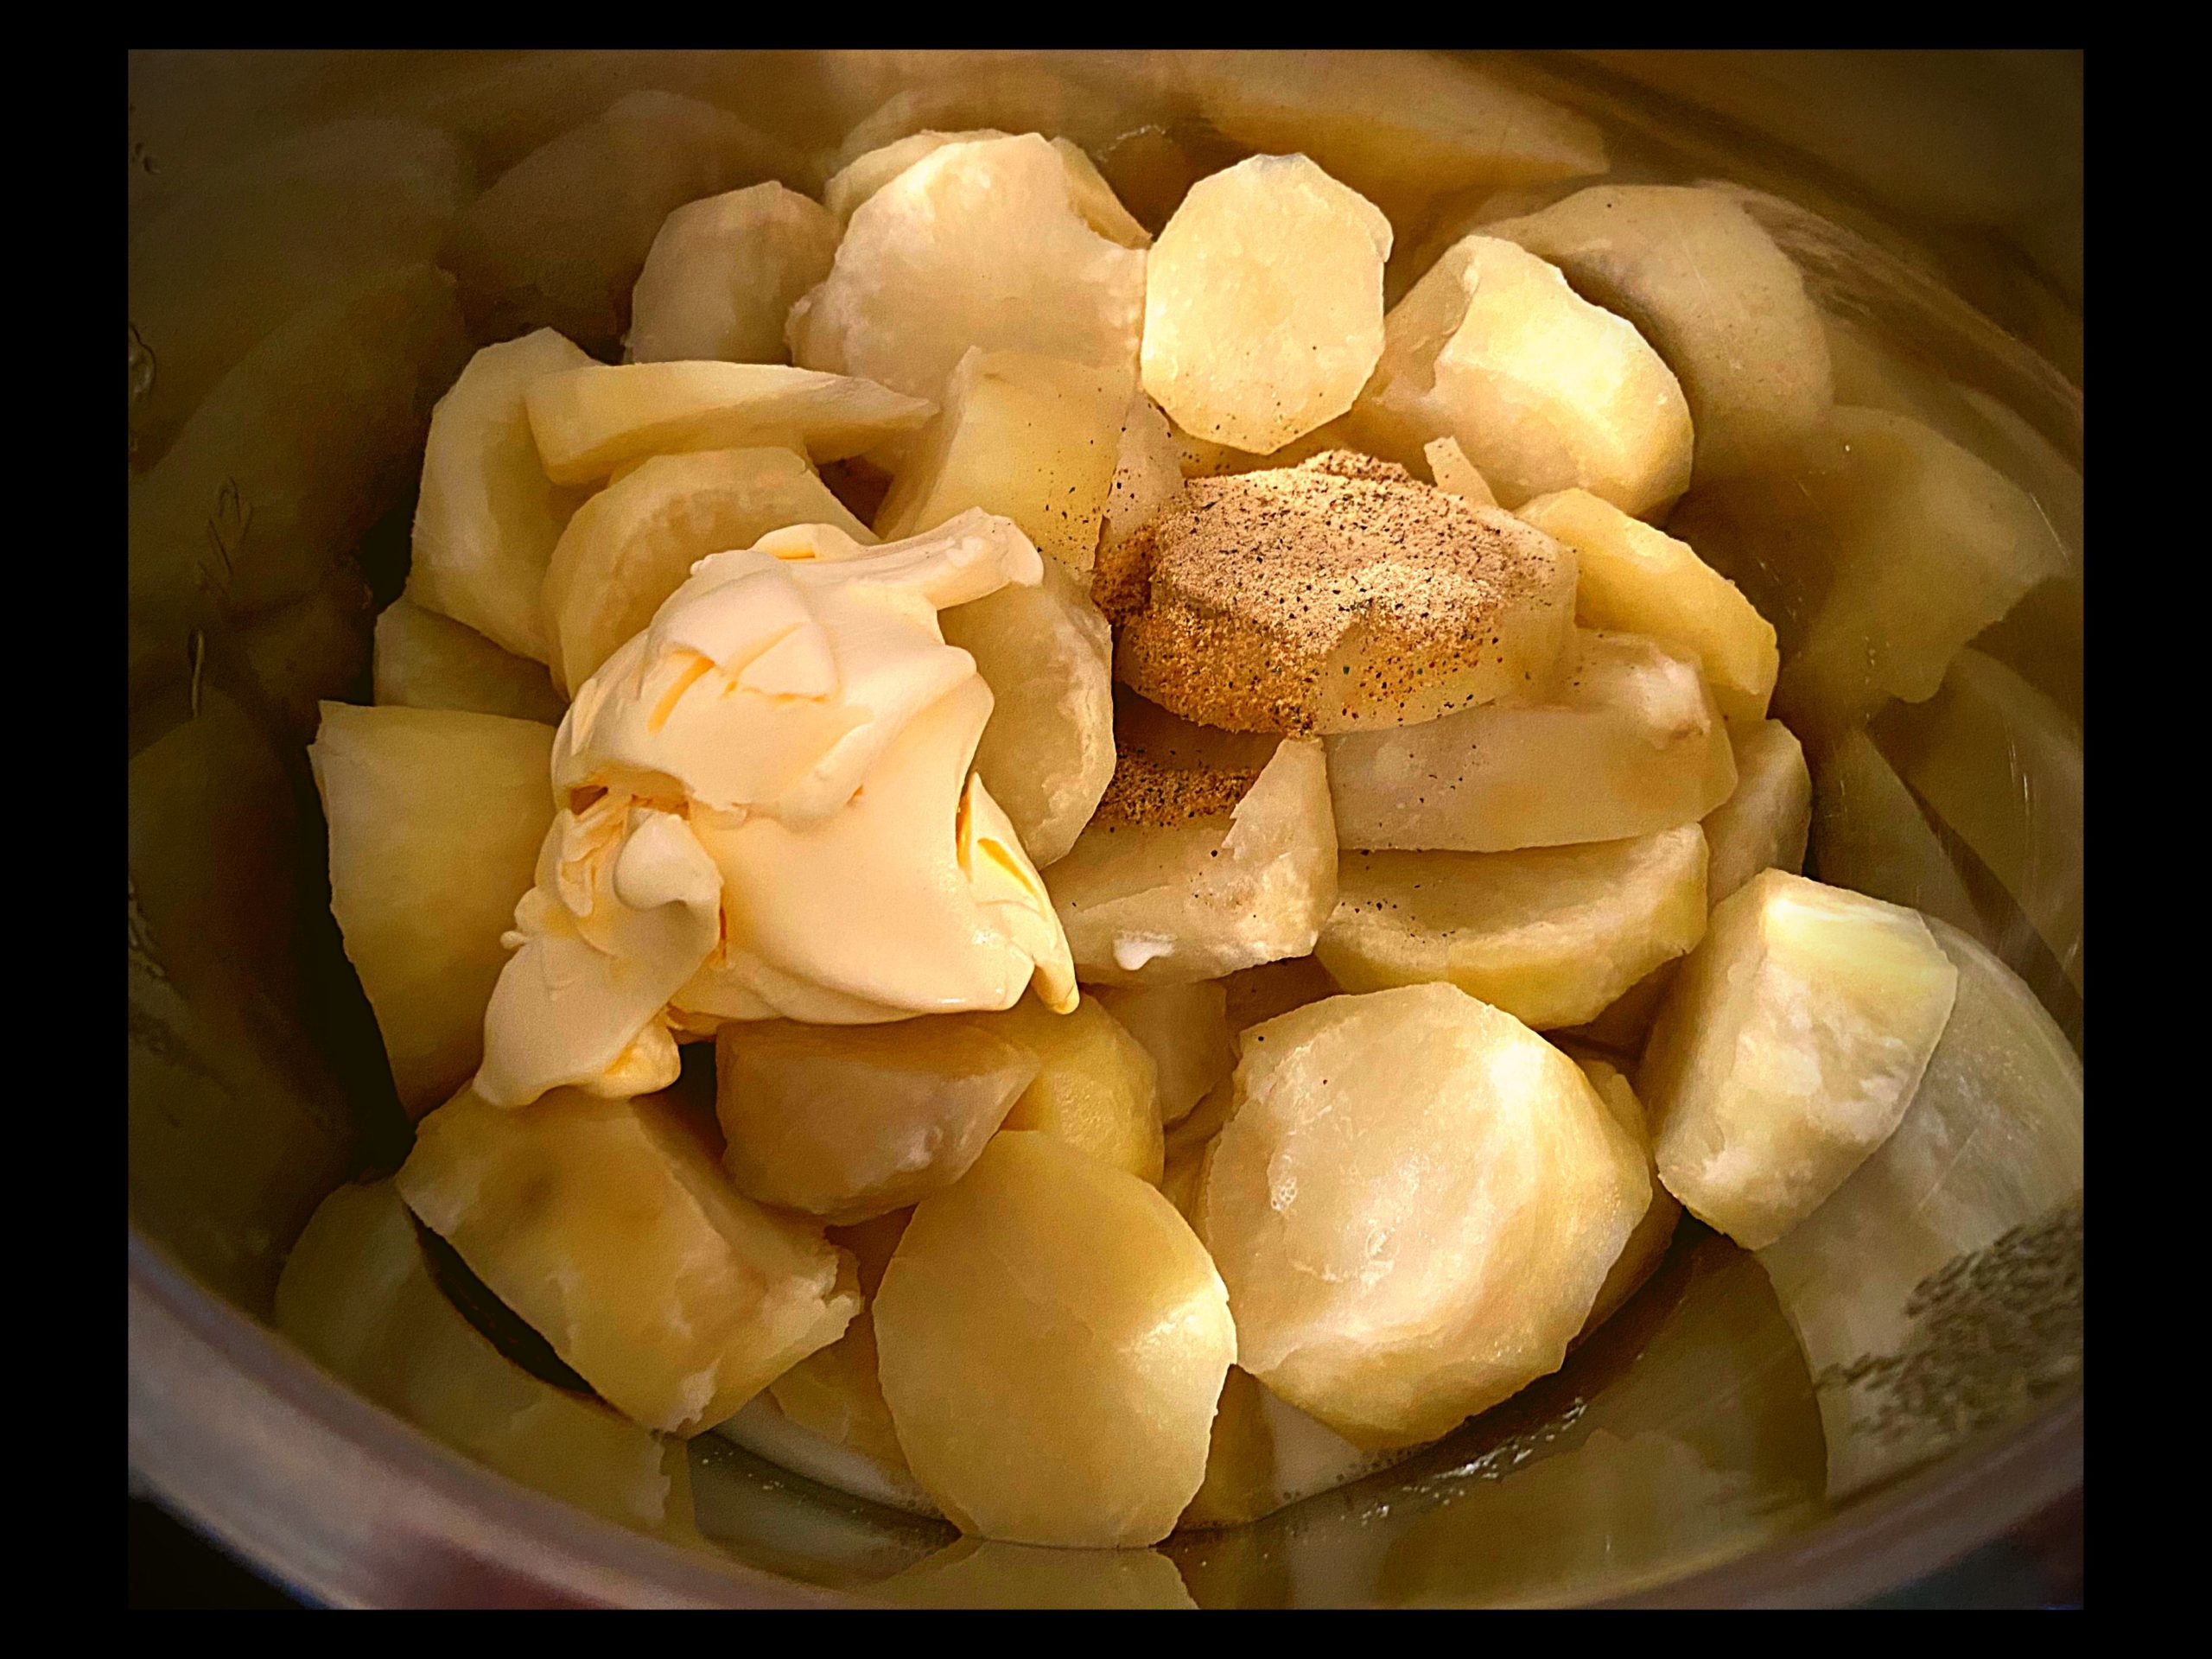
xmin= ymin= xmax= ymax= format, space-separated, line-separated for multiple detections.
xmin=126 ymin=48 xmax=2083 ymax=1608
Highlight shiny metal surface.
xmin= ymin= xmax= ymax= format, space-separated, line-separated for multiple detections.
xmin=127 ymin=49 xmax=2083 ymax=1606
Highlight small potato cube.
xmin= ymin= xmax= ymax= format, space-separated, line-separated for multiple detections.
xmin=873 ymin=1130 xmax=1236 ymax=1547
xmin=715 ymin=1021 xmax=1039 ymax=1223
xmin=875 ymin=348 xmax=1128 ymax=573
xmin=1571 ymin=1057 xmax=1682 ymax=1339
xmin=524 ymin=359 xmax=932 ymax=486
xmin=790 ymin=133 xmax=1147 ymax=405
xmin=1141 ymin=154 xmax=1391 ymax=454
xmin=374 ymin=594 xmax=568 ymax=724
xmin=1048 ymin=735 xmax=1338 ymax=988
xmin=1318 ymin=826 xmax=1709 ymax=1031
xmin=1484 ymin=184 xmax=1833 ymax=482
xmin=396 ymin=1086 xmax=860 ymax=1436
xmin=540 ymin=446 xmax=874 ymax=694
xmin=626 ymin=183 xmax=841 ymax=365
xmin=987 ymin=995 xmax=1164 ymax=1183
xmin=1353 ymin=236 xmax=1692 ymax=518
xmin=1199 ymin=982 xmax=1648 ymax=1447
xmin=1326 ymin=630 xmax=1738 ymax=852
xmin=1423 ymin=435 xmax=1497 ymax=505
xmin=1090 ymin=980 xmax=1236 ymax=1128
xmin=1638 ymin=870 xmax=1960 ymax=1249
xmin=1516 ymin=488 xmax=1777 ymax=722
xmin=308 ymin=702 xmax=556 ymax=1116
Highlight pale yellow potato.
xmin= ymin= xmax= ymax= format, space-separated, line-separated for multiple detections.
xmin=1326 ymin=630 xmax=1738 ymax=852
xmin=524 ymin=359 xmax=932 ymax=486
xmin=715 ymin=1021 xmax=1038 ymax=1223
xmin=1808 ymin=728 xmax=1988 ymax=942
xmin=127 ymin=264 xmax=467 ymax=707
xmin=1353 ymin=236 xmax=1692 ymax=518
xmin=825 ymin=129 xmax=1150 ymax=250
xmin=1889 ymin=650 xmax=2082 ymax=993
xmin=374 ymin=594 xmax=568 ymax=725
xmin=873 ymin=1130 xmax=1235 ymax=1547
xmin=875 ymin=348 xmax=1127 ymax=572
xmin=1092 ymin=395 xmax=1187 ymax=622
xmin=986 ymin=995 xmax=1164 ymax=1182
xmin=1090 ymin=981 xmax=1236 ymax=1128
xmin=789 ymin=134 xmax=1147 ymax=405
xmin=397 ymin=1086 xmax=860 ymax=1437
xmin=1199 ymin=982 xmax=1648 ymax=1448
xmin=767 ymin=1210 xmax=913 ymax=1471
xmin=1756 ymin=918 xmax=2082 ymax=1498
xmin=308 ymin=702 xmax=556 ymax=1116
xmin=1423 ymin=435 xmax=1496 ymax=505
xmin=276 ymin=1180 xmax=686 ymax=1534
xmin=822 ymin=54 xmax=1170 ymax=176
xmin=1318 ymin=827 xmax=1709 ymax=1031
xmin=540 ymin=446 xmax=874 ymax=694
xmin=1182 ymin=1365 xmax=1415 ymax=1530
xmin=1141 ymin=154 xmax=1391 ymax=454
xmin=445 ymin=90 xmax=802 ymax=356
xmin=1048 ymin=737 xmax=1338 ymax=988
xmin=1639 ymin=870 xmax=1960 ymax=1250
xmin=626 ymin=183 xmax=841 ymax=364
xmin=1571 ymin=1058 xmax=1683 ymax=1339
xmin=1485 ymin=185 xmax=1832 ymax=481
xmin=877 ymin=1538 xmax=1197 ymax=1609
xmin=1516 ymin=488 xmax=1777 ymax=722
xmin=406 ymin=329 xmax=596 ymax=664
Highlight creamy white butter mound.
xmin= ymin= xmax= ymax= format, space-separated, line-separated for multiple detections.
xmin=477 ymin=509 xmax=1078 ymax=1107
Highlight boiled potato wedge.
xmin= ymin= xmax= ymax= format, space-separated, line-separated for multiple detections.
xmin=627 ymin=182 xmax=841 ymax=365
xmin=1572 ymin=1058 xmax=1682 ymax=1339
xmin=987 ymin=995 xmax=1164 ymax=1182
xmin=1089 ymin=981 xmax=1236 ymax=1128
xmin=1092 ymin=395 xmax=1188 ymax=622
xmin=766 ymin=1210 xmax=914 ymax=1471
xmin=1182 ymin=1365 xmax=1413 ymax=1530
xmin=825 ymin=128 xmax=1149 ymax=250
xmin=1423 ymin=435 xmax=1497 ymax=505
xmin=374 ymin=594 xmax=568 ymax=724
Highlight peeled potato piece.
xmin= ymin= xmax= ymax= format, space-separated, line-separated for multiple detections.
xmin=1089 ymin=981 xmax=1236 ymax=1129
xmin=826 ymin=129 xmax=1150 ymax=251
xmin=524 ymin=359 xmax=933 ymax=486
xmin=541 ymin=446 xmax=874 ymax=695
xmin=374 ymin=594 xmax=568 ymax=724
xmin=308 ymin=702 xmax=556 ymax=1116
xmin=1352 ymin=236 xmax=1692 ymax=518
xmin=986 ymin=995 xmax=1164 ymax=1182
xmin=1572 ymin=1058 xmax=1683 ymax=1338
xmin=1048 ymin=735 xmax=1338 ymax=988
xmin=1639 ymin=870 xmax=1960 ymax=1250
xmin=1141 ymin=154 xmax=1391 ymax=454
xmin=1093 ymin=396 xmax=1188 ymax=622
xmin=873 ymin=1131 xmax=1235 ymax=1547
xmin=1485 ymin=185 xmax=1831 ymax=482
xmin=1423 ymin=435 xmax=1497 ymax=505
xmin=789 ymin=133 xmax=1147 ymax=406
xmin=626 ymin=182 xmax=841 ymax=365
xmin=766 ymin=1210 xmax=914 ymax=1472
xmin=1200 ymin=983 xmax=1649 ymax=1448
xmin=1516 ymin=488 xmax=1777 ymax=722
xmin=715 ymin=1021 xmax=1037 ymax=1223
xmin=397 ymin=1086 xmax=859 ymax=1437
xmin=1184 ymin=1365 xmax=1415 ymax=1530
xmin=1318 ymin=826 xmax=1709 ymax=1031
xmin=276 ymin=1180 xmax=684 ymax=1534
xmin=1756 ymin=919 xmax=2082 ymax=1498
xmin=1327 ymin=630 xmax=1738 ymax=853
xmin=1808 ymin=728 xmax=1987 ymax=942
xmin=876 ymin=348 xmax=1127 ymax=573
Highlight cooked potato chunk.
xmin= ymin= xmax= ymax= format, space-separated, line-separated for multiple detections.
xmin=1318 ymin=827 xmax=1709 ymax=1030
xmin=626 ymin=183 xmax=841 ymax=365
xmin=1141 ymin=154 xmax=1390 ymax=454
xmin=541 ymin=446 xmax=873 ymax=694
xmin=874 ymin=1131 xmax=1235 ymax=1546
xmin=1199 ymin=983 xmax=1647 ymax=1447
xmin=1090 ymin=981 xmax=1236 ymax=1128
xmin=397 ymin=1087 xmax=859 ymax=1436
xmin=1516 ymin=488 xmax=1777 ymax=721
xmin=766 ymin=1210 xmax=913 ymax=1471
xmin=789 ymin=134 xmax=1147 ymax=405
xmin=1048 ymin=736 xmax=1338 ymax=988
xmin=1353 ymin=236 xmax=1692 ymax=518
xmin=374 ymin=594 xmax=568 ymax=724
xmin=875 ymin=349 xmax=1127 ymax=572
xmin=524 ymin=360 xmax=933 ymax=486
xmin=987 ymin=995 xmax=1164 ymax=1182
xmin=308 ymin=702 xmax=556 ymax=1116
xmin=1639 ymin=870 xmax=1960 ymax=1249
xmin=1183 ymin=1365 xmax=1413 ymax=1529
xmin=1485 ymin=185 xmax=1831 ymax=481
xmin=826 ymin=129 xmax=1150 ymax=250
xmin=1572 ymin=1058 xmax=1682 ymax=1338
xmin=1423 ymin=435 xmax=1497 ymax=505
xmin=1756 ymin=919 xmax=2082 ymax=1497
xmin=1092 ymin=395 xmax=1188 ymax=621
xmin=1326 ymin=631 xmax=1738 ymax=852
xmin=276 ymin=1180 xmax=684 ymax=1533
xmin=715 ymin=1021 xmax=1037 ymax=1223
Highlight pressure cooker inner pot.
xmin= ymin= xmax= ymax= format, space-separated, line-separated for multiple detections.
xmin=125 ymin=49 xmax=2082 ymax=1607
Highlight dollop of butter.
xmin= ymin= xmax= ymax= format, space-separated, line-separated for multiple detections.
xmin=476 ymin=509 xmax=1078 ymax=1108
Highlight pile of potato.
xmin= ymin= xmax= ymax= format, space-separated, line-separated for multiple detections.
xmin=228 ymin=58 xmax=2082 ymax=1554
